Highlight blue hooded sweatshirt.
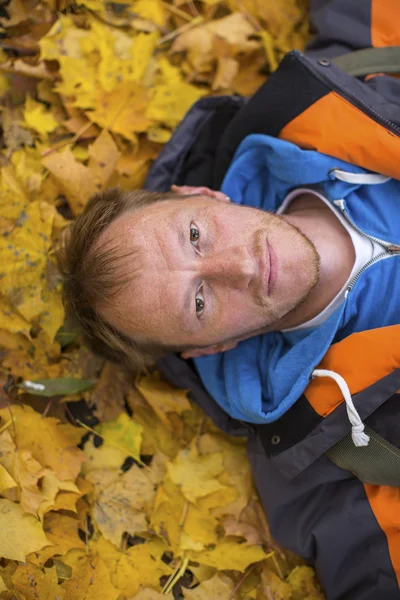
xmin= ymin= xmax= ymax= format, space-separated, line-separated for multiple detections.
xmin=193 ymin=134 xmax=400 ymax=424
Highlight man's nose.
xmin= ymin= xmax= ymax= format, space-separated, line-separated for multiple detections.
xmin=198 ymin=245 xmax=257 ymax=289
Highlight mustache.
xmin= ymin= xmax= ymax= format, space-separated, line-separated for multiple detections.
xmin=251 ymin=215 xmax=320 ymax=320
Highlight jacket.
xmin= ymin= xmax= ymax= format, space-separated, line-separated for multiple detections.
xmin=144 ymin=1 xmax=400 ymax=598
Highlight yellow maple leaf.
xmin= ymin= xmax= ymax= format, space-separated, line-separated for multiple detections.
xmin=63 ymin=555 xmax=120 ymax=600
xmin=83 ymin=439 xmax=128 ymax=475
xmin=189 ymin=538 xmax=269 ymax=572
xmin=11 ymin=147 xmax=47 ymax=198
xmin=287 ymin=565 xmax=325 ymax=599
xmin=39 ymin=15 xmax=85 ymax=61
xmin=0 ymin=464 xmax=17 ymax=494
xmin=12 ymin=562 xmax=65 ymax=600
xmin=147 ymin=57 xmax=206 ymax=129
xmin=24 ymin=96 xmax=59 ymax=137
xmin=133 ymin=0 xmax=165 ymax=27
xmin=166 ymin=445 xmax=225 ymax=503
xmin=0 ymin=405 xmax=86 ymax=482
xmin=96 ymin=412 xmax=143 ymax=463
xmin=0 ymin=164 xmax=29 ymax=222
xmin=0 ymin=498 xmax=51 ymax=561
xmin=87 ymin=129 xmax=121 ymax=191
xmin=0 ymin=200 xmax=66 ymax=341
xmin=57 ymin=55 xmax=98 ymax=108
xmin=137 ymin=371 xmax=192 ymax=431
xmin=89 ymin=80 xmax=152 ymax=141
xmin=28 ymin=512 xmax=85 ymax=567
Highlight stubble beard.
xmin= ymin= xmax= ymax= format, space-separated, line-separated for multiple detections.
xmin=252 ymin=212 xmax=320 ymax=326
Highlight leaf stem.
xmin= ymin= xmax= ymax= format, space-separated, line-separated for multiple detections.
xmin=228 ymin=563 xmax=257 ymax=600
xmin=161 ymin=1 xmax=192 ymax=21
xmin=161 ymin=555 xmax=189 ymax=595
xmin=157 ymin=15 xmax=203 ymax=46
xmin=0 ymin=419 xmax=12 ymax=435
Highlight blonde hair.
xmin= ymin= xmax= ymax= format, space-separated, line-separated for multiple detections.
xmin=57 ymin=187 xmax=184 ymax=370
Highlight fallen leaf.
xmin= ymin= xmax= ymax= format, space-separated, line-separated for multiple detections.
xmin=137 ymin=371 xmax=191 ymax=431
xmin=89 ymin=464 xmax=155 ymax=546
xmin=0 ymin=404 xmax=86 ymax=481
xmin=183 ymin=573 xmax=237 ymax=600
xmin=96 ymin=412 xmax=143 ymax=463
xmin=24 ymin=95 xmax=59 ymax=137
xmin=0 ymin=498 xmax=51 ymax=561
xmin=189 ymin=538 xmax=269 ymax=572
xmin=63 ymin=555 xmax=120 ymax=600
xmin=12 ymin=562 xmax=66 ymax=600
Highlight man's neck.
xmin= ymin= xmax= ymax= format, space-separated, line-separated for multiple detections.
xmin=276 ymin=193 xmax=355 ymax=329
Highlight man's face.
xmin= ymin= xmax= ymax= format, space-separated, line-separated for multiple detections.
xmin=98 ymin=195 xmax=319 ymax=354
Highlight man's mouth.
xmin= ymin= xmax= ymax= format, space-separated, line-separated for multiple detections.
xmin=267 ymin=240 xmax=277 ymax=295
xmin=261 ymin=239 xmax=271 ymax=296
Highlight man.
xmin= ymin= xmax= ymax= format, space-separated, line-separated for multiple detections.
xmin=60 ymin=1 xmax=400 ymax=598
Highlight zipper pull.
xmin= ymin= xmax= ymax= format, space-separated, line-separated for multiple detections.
xmin=334 ymin=199 xmax=345 ymax=210
xmin=387 ymin=244 xmax=400 ymax=254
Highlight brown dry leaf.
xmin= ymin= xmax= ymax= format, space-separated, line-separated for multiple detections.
xmin=88 ymin=464 xmax=155 ymax=547
xmin=42 ymin=147 xmax=97 ymax=214
xmin=89 ymin=361 xmax=132 ymax=422
xmin=183 ymin=573 xmax=238 ymax=600
xmin=2 ymin=107 xmax=34 ymax=154
xmin=213 ymin=56 xmax=239 ymax=90
xmin=222 ymin=514 xmax=263 ymax=545
xmin=87 ymin=129 xmax=121 ymax=191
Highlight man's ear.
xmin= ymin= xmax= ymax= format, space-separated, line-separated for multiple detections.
xmin=180 ymin=339 xmax=238 ymax=360
xmin=171 ymin=185 xmax=231 ymax=203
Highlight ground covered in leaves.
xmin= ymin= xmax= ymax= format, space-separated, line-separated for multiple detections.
xmin=0 ymin=0 xmax=325 ymax=598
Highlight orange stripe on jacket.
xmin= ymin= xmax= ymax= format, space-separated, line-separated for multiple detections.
xmin=279 ymin=92 xmax=400 ymax=181
xmin=371 ymin=0 xmax=400 ymax=47
xmin=305 ymin=326 xmax=400 ymax=417
xmin=364 ymin=484 xmax=400 ymax=585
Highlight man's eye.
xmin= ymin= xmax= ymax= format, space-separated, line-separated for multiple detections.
xmin=195 ymin=289 xmax=205 ymax=317
xmin=190 ymin=223 xmax=200 ymax=246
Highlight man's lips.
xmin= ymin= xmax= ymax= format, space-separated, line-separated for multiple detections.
xmin=267 ymin=240 xmax=277 ymax=294
xmin=262 ymin=240 xmax=276 ymax=296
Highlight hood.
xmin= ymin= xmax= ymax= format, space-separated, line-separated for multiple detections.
xmin=193 ymin=133 xmax=400 ymax=423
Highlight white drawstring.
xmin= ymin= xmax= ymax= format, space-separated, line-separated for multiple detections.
xmin=312 ymin=369 xmax=370 ymax=447
xmin=331 ymin=168 xmax=391 ymax=185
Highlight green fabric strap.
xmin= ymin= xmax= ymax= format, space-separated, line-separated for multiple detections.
xmin=331 ymin=46 xmax=400 ymax=77
xmin=326 ymin=425 xmax=400 ymax=487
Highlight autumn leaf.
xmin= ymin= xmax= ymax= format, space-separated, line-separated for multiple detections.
xmin=63 ymin=555 xmax=120 ymax=600
xmin=12 ymin=562 xmax=66 ymax=600
xmin=137 ymin=370 xmax=192 ymax=430
xmin=0 ymin=498 xmax=51 ymax=561
xmin=0 ymin=2 xmax=317 ymax=598
xmin=189 ymin=538 xmax=270 ymax=571
xmin=167 ymin=444 xmax=226 ymax=503
xmin=0 ymin=405 xmax=86 ymax=481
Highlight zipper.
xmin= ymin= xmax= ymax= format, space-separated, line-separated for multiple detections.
xmin=296 ymin=52 xmax=400 ymax=136
xmin=333 ymin=199 xmax=400 ymax=293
